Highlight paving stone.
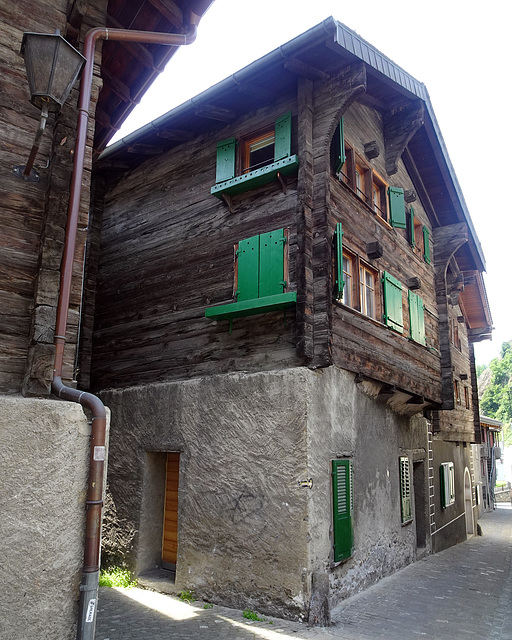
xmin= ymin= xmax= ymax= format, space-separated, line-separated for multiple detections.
xmin=96 ymin=505 xmax=512 ymax=640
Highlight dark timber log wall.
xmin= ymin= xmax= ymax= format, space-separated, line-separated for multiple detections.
xmin=91 ymin=98 xmax=305 ymax=390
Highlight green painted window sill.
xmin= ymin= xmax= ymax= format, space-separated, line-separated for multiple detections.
xmin=211 ymin=155 xmax=299 ymax=198
xmin=205 ymin=291 xmax=297 ymax=321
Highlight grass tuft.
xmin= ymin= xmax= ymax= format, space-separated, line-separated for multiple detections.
xmin=99 ymin=567 xmax=137 ymax=588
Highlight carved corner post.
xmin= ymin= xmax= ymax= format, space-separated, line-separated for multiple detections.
xmin=432 ymin=222 xmax=468 ymax=410
xmin=309 ymin=63 xmax=366 ymax=367
xmin=383 ymin=100 xmax=425 ymax=176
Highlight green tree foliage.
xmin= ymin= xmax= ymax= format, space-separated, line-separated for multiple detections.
xmin=480 ymin=341 xmax=512 ymax=446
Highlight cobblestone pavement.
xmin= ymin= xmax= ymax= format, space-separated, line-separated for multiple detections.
xmin=96 ymin=505 xmax=512 ymax=640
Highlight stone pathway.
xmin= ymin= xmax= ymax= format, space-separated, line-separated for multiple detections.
xmin=96 ymin=505 xmax=512 ymax=639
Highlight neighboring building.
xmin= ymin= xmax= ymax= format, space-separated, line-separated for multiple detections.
xmin=475 ymin=416 xmax=502 ymax=513
xmin=0 ymin=1 xmax=214 ymax=638
xmin=84 ymin=19 xmax=492 ymax=622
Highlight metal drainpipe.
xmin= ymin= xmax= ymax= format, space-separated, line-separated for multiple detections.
xmin=51 ymin=18 xmax=199 ymax=640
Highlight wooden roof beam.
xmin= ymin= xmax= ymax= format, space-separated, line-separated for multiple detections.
xmin=284 ymin=58 xmax=329 ymax=81
xmin=194 ymin=105 xmax=237 ymax=122
xmin=146 ymin=0 xmax=184 ymax=29
xmin=106 ymin=13 xmax=156 ymax=70
xmin=101 ymin=67 xmax=139 ymax=105
xmin=384 ymin=100 xmax=425 ymax=175
xmin=157 ymin=129 xmax=195 ymax=142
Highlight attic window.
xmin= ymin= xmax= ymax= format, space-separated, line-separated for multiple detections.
xmin=211 ymin=111 xmax=299 ymax=199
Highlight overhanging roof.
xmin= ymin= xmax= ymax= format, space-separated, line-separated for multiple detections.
xmin=98 ymin=16 xmax=487 ymax=275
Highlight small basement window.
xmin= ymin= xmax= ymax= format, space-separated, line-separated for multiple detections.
xmin=399 ymin=456 xmax=412 ymax=524
xmin=440 ymin=462 xmax=455 ymax=508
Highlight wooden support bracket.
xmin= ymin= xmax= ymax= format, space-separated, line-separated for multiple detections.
xmin=384 ymin=100 xmax=425 ymax=175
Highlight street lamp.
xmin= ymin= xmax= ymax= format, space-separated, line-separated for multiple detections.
xmin=13 ymin=31 xmax=85 ymax=181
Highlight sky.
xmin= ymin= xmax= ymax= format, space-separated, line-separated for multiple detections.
xmin=112 ymin=0 xmax=511 ymax=366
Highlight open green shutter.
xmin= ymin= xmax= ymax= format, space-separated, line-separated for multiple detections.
xmin=423 ymin=226 xmax=431 ymax=264
xmin=400 ymin=457 xmax=412 ymax=523
xmin=382 ymin=272 xmax=403 ymax=333
xmin=236 ymin=235 xmax=260 ymax=301
xmin=215 ymin=138 xmax=236 ymax=184
xmin=408 ymin=290 xmax=426 ymax=345
xmin=258 ymin=229 xmax=285 ymax=297
xmin=333 ymin=118 xmax=346 ymax=174
xmin=332 ymin=459 xmax=353 ymax=562
xmin=409 ymin=206 xmax=416 ymax=246
xmin=335 ymin=222 xmax=344 ymax=300
xmin=388 ymin=187 xmax=406 ymax=229
xmin=274 ymin=111 xmax=292 ymax=162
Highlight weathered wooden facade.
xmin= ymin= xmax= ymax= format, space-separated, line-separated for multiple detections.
xmin=85 ymin=19 xmax=492 ymax=621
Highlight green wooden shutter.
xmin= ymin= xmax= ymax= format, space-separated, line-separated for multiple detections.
xmin=258 ymin=229 xmax=285 ymax=297
xmin=215 ymin=138 xmax=236 ymax=184
xmin=408 ymin=290 xmax=426 ymax=345
xmin=382 ymin=272 xmax=403 ymax=333
xmin=332 ymin=459 xmax=353 ymax=562
xmin=399 ymin=456 xmax=412 ymax=523
xmin=274 ymin=111 xmax=292 ymax=162
xmin=423 ymin=226 xmax=431 ymax=264
xmin=335 ymin=222 xmax=344 ymax=300
xmin=409 ymin=206 xmax=416 ymax=246
xmin=388 ymin=186 xmax=406 ymax=229
xmin=333 ymin=118 xmax=346 ymax=174
xmin=236 ymin=235 xmax=260 ymax=301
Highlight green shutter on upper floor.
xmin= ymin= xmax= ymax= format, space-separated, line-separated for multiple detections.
xmin=409 ymin=206 xmax=416 ymax=246
xmin=388 ymin=186 xmax=406 ymax=229
xmin=274 ymin=111 xmax=292 ymax=162
xmin=215 ymin=137 xmax=236 ymax=184
xmin=333 ymin=118 xmax=346 ymax=174
xmin=258 ymin=229 xmax=286 ymax=298
xmin=382 ymin=271 xmax=403 ymax=333
xmin=423 ymin=226 xmax=431 ymax=264
xmin=332 ymin=459 xmax=353 ymax=562
xmin=335 ymin=222 xmax=344 ymax=300
xmin=408 ymin=290 xmax=426 ymax=345
xmin=235 ymin=235 xmax=260 ymax=301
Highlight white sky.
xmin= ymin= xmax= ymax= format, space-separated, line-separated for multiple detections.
xmin=112 ymin=0 xmax=511 ymax=366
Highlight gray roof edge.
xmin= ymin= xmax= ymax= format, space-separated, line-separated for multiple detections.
xmin=480 ymin=415 xmax=503 ymax=428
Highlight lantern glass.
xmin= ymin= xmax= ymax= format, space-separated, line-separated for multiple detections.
xmin=21 ymin=32 xmax=85 ymax=111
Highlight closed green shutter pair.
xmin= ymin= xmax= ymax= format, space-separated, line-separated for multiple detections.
xmin=332 ymin=459 xmax=353 ymax=562
xmin=334 ymin=222 xmax=344 ymax=300
xmin=236 ymin=229 xmax=286 ymax=301
xmin=399 ymin=456 xmax=412 ymax=523
xmin=215 ymin=112 xmax=292 ymax=185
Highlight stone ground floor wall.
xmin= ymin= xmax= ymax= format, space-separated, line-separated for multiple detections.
xmin=0 ymin=397 xmax=91 ymax=640
xmin=431 ymin=439 xmax=475 ymax=553
xmin=100 ymin=366 xmax=430 ymax=622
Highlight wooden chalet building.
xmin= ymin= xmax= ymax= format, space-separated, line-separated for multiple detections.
xmin=0 ymin=1 xmax=214 ymax=638
xmin=85 ymin=19 xmax=492 ymax=622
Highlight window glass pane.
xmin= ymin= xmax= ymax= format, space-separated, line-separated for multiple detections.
xmin=359 ymin=266 xmax=375 ymax=318
xmin=245 ymin=133 xmax=275 ymax=172
xmin=342 ymin=256 xmax=352 ymax=306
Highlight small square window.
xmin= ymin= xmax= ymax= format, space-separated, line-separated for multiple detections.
xmin=440 ymin=462 xmax=455 ymax=508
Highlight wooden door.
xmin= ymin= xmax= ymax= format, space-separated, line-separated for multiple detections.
xmin=162 ymin=452 xmax=180 ymax=569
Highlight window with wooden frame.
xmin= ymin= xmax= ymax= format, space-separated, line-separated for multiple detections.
xmin=399 ymin=456 xmax=412 ymax=524
xmin=211 ymin=111 xmax=299 ymax=198
xmin=464 ymin=386 xmax=471 ymax=410
xmin=454 ymin=379 xmax=461 ymax=405
xmin=332 ymin=459 xmax=354 ymax=562
xmin=372 ymin=172 xmax=388 ymax=222
xmin=359 ymin=262 xmax=377 ymax=319
xmin=440 ymin=462 xmax=455 ymax=508
xmin=334 ymin=223 xmax=378 ymax=320
xmin=205 ymin=228 xmax=296 ymax=323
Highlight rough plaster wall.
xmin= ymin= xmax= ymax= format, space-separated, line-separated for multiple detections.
xmin=0 ymin=397 xmax=90 ymax=640
xmin=100 ymin=369 xmax=311 ymax=619
xmin=305 ymin=367 xmax=420 ymax=610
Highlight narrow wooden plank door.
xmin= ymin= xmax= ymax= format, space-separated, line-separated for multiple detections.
xmin=162 ymin=452 xmax=180 ymax=568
